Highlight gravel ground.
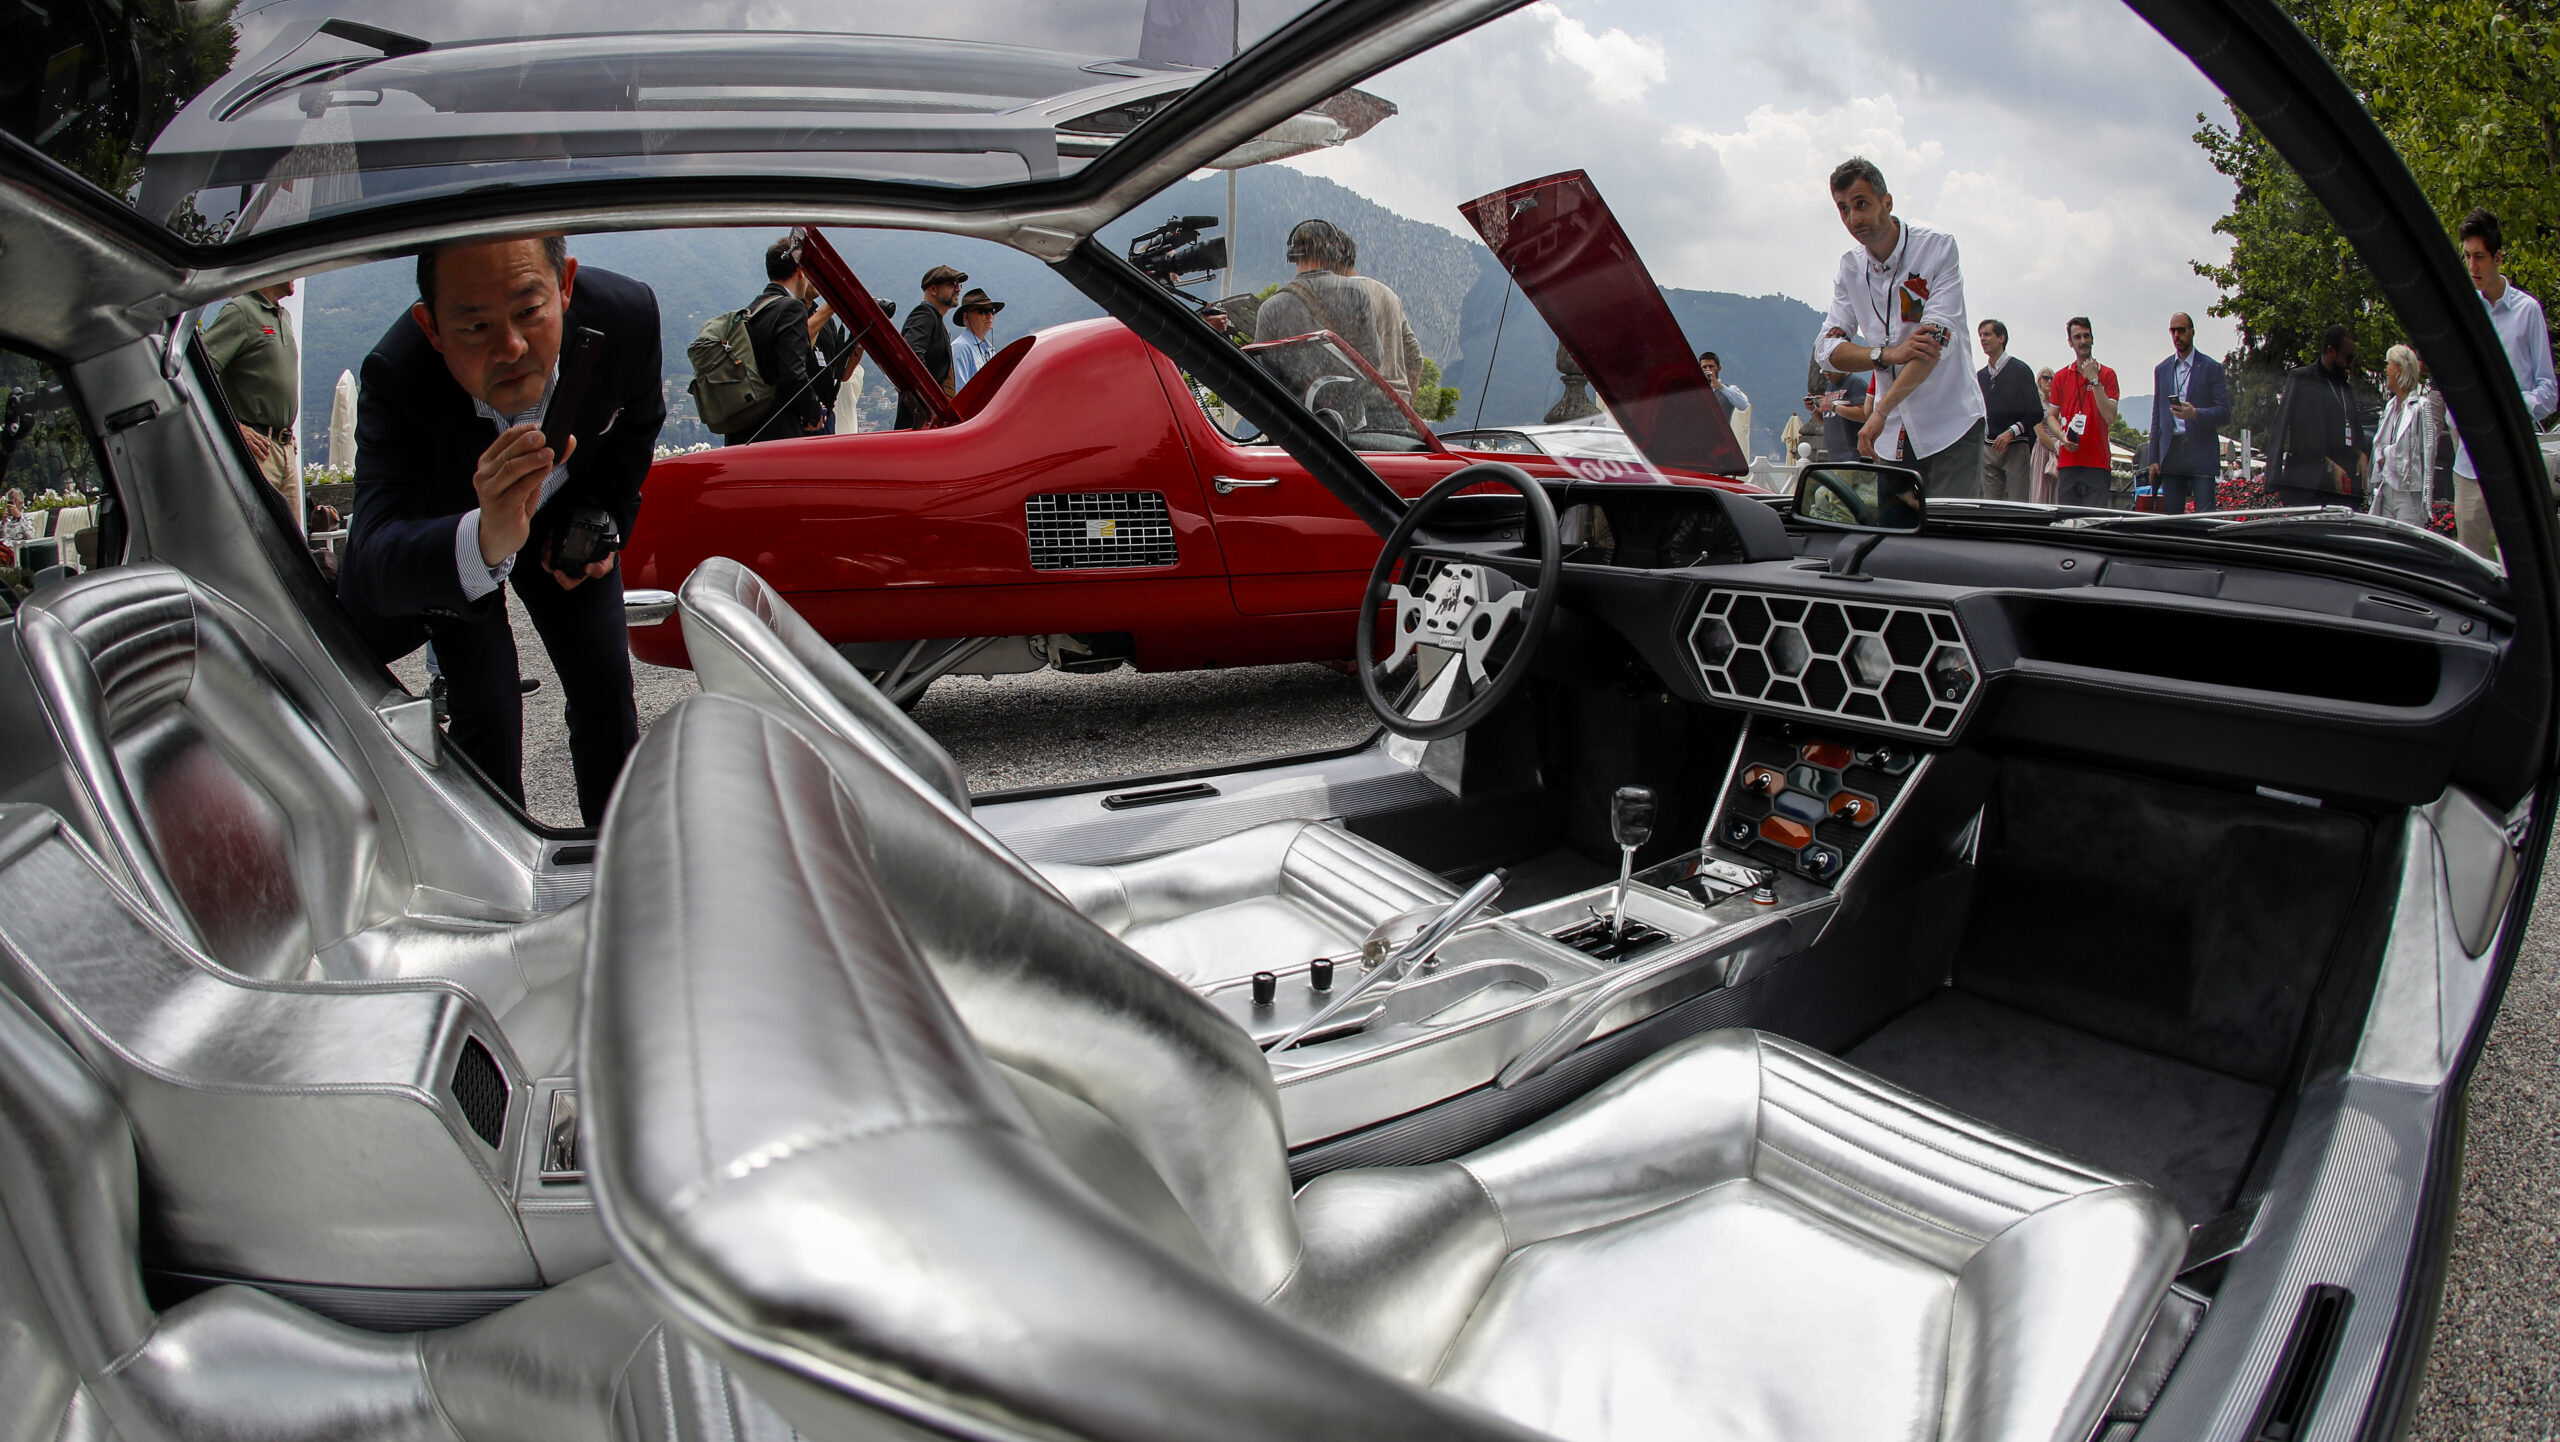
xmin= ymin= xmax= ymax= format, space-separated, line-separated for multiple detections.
xmin=385 ymin=590 xmax=704 ymax=831
xmin=2409 ymin=870 xmax=2560 ymax=1439
xmin=405 ymin=597 xmax=2560 ymax=1433
xmin=392 ymin=594 xmax=1372 ymax=827
xmin=912 ymin=662 xmax=1375 ymax=793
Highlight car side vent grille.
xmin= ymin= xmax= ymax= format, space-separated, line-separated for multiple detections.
xmin=1026 ymin=491 xmax=1178 ymax=571
xmin=451 ymin=1037 xmax=508 ymax=1149
xmin=1688 ymin=590 xmax=1976 ymax=740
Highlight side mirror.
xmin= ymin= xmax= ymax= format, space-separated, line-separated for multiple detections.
xmin=1790 ymin=462 xmax=1927 ymax=534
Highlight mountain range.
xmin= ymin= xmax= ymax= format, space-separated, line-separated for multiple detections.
xmin=285 ymin=167 xmax=1823 ymax=457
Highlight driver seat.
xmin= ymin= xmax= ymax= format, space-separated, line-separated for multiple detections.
xmin=675 ymin=555 xmax=1456 ymax=987
xmin=580 ymin=694 xmax=2187 ymax=1442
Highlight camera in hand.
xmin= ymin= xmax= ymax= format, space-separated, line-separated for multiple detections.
xmin=550 ymin=506 xmax=621 ymax=573
xmin=1128 ymin=214 xmax=1229 ymax=290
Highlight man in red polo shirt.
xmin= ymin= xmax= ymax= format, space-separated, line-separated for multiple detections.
xmin=2048 ymin=316 xmax=2119 ymax=507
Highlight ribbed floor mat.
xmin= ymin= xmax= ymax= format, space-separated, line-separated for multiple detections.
xmin=1845 ymin=989 xmax=2273 ymax=1224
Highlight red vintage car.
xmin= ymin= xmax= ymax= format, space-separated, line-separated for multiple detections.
xmin=624 ymin=192 xmax=1754 ymax=695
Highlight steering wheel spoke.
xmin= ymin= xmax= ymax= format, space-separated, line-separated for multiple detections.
xmin=1356 ymin=463 xmax=1562 ymax=741
xmin=1459 ymin=587 xmax=1531 ymax=685
xmin=1383 ymin=580 xmax=1428 ymax=671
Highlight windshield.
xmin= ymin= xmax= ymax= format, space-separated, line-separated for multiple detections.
xmin=1283 ymin=0 xmax=2537 ymax=590
xmin=1241 ymin=332 xmax=1435 ymax=453
xmin=7 ymin=0 xmax=1341 ymax=242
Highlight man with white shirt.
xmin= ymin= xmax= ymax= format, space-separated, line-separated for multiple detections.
xmin=342 ymin=235 xmax=665 ymax=824
xmin=2448 ymin=208 xmax=2556 ymax=559
xmin=1812 ymin=158 xmax=1986 ymax=497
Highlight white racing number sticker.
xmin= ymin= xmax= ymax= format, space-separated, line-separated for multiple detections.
xmin=1550 ymin=451 xmax=1674 ymax=486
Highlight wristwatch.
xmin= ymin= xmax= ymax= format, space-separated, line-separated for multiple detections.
xmin=1870 ymin=345 xmax=1885 ymax=367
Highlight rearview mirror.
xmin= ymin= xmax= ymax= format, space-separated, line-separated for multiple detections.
xmin=1791 ymin=463 xmax=1927 ymax=533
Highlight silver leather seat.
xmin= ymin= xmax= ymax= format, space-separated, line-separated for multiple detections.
xmin=579 ymin=693 xmax=2187 ymax=1442
xmin=16 ymin=565 xmax=583 ymax=1074
xmin=0 ymin=974 xmax=797 ymax=1442
xmin=675 ymin=555 xmax=1455 ymax=987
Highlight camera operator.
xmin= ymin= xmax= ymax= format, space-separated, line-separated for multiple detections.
xmin=339 ymin=235 xmax=665 ymax=826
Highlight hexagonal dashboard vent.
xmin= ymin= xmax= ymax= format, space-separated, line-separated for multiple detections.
xmin=1688 ymin=590 xmax=1976 ymax=738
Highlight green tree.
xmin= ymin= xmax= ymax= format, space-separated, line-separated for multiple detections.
xmin=1412 ymin=356 xmax=1460 ymax=422
xmin=2196 ymin=0 xmax=2560 ymax=386
xmin=20 ymin=0 xmax=239 ymax=217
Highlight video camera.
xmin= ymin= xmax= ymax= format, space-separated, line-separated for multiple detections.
xmin=1128 ymin=214 xmax=1229 ymax=289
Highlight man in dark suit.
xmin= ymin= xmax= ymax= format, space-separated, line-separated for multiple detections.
xmin=2270 ymin=323 xmax=2368 ymax=510
xmin=2145 ymin=312 xmax=2233 ymax=513
xmin=892 ymin=264 xmax=964 ymax=429
xmin=340 ymin=235 xmax=665 ymax=826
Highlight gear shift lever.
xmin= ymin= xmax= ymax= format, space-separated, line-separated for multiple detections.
xmin=1610 ymin=786 xmax=1657 ymax=940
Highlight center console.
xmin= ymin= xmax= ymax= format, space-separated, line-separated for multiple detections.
xmin=1250 ymin=716 xmax=1932 ymax=1149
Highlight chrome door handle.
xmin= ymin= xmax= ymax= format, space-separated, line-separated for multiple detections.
xmin=1214 ymin=476 xmax=1281 ymax=494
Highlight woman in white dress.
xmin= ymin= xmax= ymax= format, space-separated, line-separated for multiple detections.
xmin=2369 ymin=344 xmax=2436 ymax=528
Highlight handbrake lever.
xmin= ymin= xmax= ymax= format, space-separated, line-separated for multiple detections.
xmin=1266 ymin=868 xmax=1506 ymax=1054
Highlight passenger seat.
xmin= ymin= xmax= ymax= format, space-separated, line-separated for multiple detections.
xmin=676 ymin=556 xmax=1456 ymax=988
xmin=15 ymin=565 xmax=584 ymax=1075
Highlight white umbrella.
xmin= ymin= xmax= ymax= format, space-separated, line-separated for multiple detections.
xmin=328 ymin=370 xmax=357 ymax=473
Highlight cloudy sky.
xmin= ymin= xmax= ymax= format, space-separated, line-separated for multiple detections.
xmin=1286 ymin=0 xmax=2242 ymax=383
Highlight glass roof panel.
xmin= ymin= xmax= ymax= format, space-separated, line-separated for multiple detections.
xmin=0 ymin=0 xmax=1330 ymax=243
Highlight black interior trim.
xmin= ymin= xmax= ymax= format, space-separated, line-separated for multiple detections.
xmin=2011 ymin=598 xmax=2444 ymax=708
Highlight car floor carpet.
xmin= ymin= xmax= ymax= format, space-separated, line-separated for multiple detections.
xmin=1844 ymin=988 xmax=2274 ymax=1225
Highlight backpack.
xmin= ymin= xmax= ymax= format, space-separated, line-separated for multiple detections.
xmin=686 ymin=293 xmax=788 ymax=436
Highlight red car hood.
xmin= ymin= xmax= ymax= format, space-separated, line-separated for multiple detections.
xmin=1459 ymin=171 xmax=1747 ymax=478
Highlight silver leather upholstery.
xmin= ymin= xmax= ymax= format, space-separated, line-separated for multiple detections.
xmin=16 ymin=565 xmax=582 ymax=1075
xmin=676 ymin=556 xmax=1457 ymax=986
xmin=1039 ymin=817 xmax=1456 ymax=987
xmin=582 ymin=694 xmax=2186 ymax=1442
xmin=0 ymin=954 xmax=800 ymax=1442
xmin=0 ymin=802 xmax=596 ymax=1289
xmin=675 ymin=554 xmax=971 ymax=809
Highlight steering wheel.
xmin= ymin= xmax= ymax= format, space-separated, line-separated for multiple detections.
xmin=1358 ymin=462 xmax=1561 ymax=741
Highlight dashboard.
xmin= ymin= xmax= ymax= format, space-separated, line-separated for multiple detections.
xmin=1509 ymin=481 xmax=2517 ymax=809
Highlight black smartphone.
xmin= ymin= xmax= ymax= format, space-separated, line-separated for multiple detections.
xmin=541 ymin=326 xmax=606 ymax=458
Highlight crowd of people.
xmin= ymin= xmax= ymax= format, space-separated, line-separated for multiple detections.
xmin=1792 ymin=158 xmax=2550 ymax=561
